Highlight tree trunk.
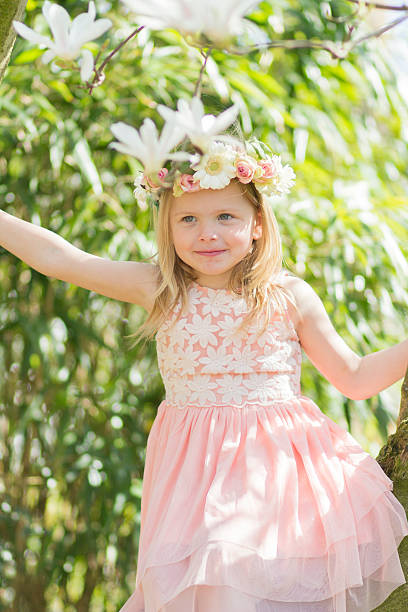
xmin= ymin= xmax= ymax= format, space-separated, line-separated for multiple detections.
xmin=374 ymin=367 xmax=408 ymax=610
xmin=0 ymin=0 xmax=28 ymax=85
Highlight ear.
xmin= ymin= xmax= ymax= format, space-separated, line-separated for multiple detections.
xmin=252 ymin=211 xmax=262 ymax=240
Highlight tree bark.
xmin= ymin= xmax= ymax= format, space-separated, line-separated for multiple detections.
xmin=374 ymin=367 xmax=408 ymax=610
xmin=0 ymin=0 xmax=28 ymax=85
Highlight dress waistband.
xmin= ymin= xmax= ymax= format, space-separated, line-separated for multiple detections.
xmin=163 ymin=395 xmax=303 ymax=410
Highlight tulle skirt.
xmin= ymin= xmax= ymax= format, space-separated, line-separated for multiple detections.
xmin=119 ymin=396 xmax=408 ymax=611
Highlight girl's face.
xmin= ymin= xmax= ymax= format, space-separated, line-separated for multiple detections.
xmin=169 ymin=180 xmax=262 ymax=289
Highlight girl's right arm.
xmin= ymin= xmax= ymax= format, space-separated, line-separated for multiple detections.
xmin=0 ymin=210 xmax=159 ymax=311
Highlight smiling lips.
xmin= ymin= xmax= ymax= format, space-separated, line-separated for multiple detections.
xmin=195 ymin=250 xmax=226 ymax=256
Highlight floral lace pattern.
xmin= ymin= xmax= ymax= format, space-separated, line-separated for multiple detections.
xmin=156 ymin=283 xmax=302 ymax=408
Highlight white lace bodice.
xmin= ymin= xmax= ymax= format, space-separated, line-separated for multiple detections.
xmin=156 ymin=283 xmax=302 ymax=409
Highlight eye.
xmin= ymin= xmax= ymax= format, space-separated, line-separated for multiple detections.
xmin=181 ymin=215 xmax=196 ymax=223
xmin=218 ymin=213 xmax=233 ymax=221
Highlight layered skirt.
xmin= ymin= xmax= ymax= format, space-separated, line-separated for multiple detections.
xmin=119 ymin=396 xmax=408 ymax=611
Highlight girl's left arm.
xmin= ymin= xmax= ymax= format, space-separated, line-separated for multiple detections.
xmin=286 ymin=277 xmax=408 ymax=400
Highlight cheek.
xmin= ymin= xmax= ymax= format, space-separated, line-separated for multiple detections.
xmin=171 ymin=226 xmax=189 ymax=252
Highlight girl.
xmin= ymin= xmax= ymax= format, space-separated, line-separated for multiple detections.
xmin=1 ymin=137 xmax=408 ymax=612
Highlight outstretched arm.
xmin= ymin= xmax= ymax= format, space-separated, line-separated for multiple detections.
xmin=286 ymin=276 xmax=408 ymax=400
xmin=0 ymin=209 xmax=159 ymax=311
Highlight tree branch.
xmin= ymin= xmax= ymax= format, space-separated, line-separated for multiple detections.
xmin=0 ymin=0 xmax=27 ymax=85
xmin=397 ymin=366 xmax=408 ymax=426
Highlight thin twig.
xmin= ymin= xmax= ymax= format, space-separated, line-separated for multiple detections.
xmin=87 ymin=25 xmax=145 ymax=93
xmin=222 ymin=10 xmax=408 ymax=60
xmin=78 ymin=2 xmax=408 ymax=94
xmin=226 ymin=39 xmax=349 ymax=60
xmin=193 ymin=48 xmax=212 ymax=97
xmin=347 ymin=0 xmax=408 ymax=10
xmin=350 ymin=12 xmax=408 ymax=47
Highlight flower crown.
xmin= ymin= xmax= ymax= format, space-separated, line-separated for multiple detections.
xmin=109 ymin=97 xmax=296 ymax=208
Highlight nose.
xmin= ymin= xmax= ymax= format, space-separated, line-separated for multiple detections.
xmin=198 ymin=222 xmax=218 ymax=241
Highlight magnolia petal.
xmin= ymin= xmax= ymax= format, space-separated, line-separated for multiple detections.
xmin=41 ymin=48 xmax=57 ymax=64
xmin=158 ymin=98 xmax=201 ymax=134
xmin=79 ymin=49 xmax=94 ymax=82
xmin=139 ymin=119 xmax=163 ymax=171
xmin=88 ymin=1 xmax=96 ymax=21
xmin=121 ymin=0 xmax=176 ymax=29
xmin=70 ymin=15 xmax=112 ymax=48
xmin=43 ymin=3 xmax=71 ymax=52
xmin=42 ymin=0 xmax=53 ymax=22
xmin=167 ymin=151 xmax=195 ymax=162
xmin=160 ymin=121 xmax=186 ymax=154
xmin=211 ymin=103 xmax=239 ymax=135
xmin=70 ymin=13 xmax=94 ymax=45
xmin=109 ymin=141 xmax=141 ymax=157
xmin=139 ymin=118 xmax=159 ymax=147
xmin=157 ymin=103 xmax=177 ymax=123
xmin=13 ymin=21 xmax=52 ymax=48
xmin=110 ymin=122 xmax=146 ymax=159
xmin=201 ymin=115 xmax=216 ymax=131
xmin=191 ymin=96 xmax=204 ymax=123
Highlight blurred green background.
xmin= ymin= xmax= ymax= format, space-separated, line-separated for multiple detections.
xmin=0 ymin=0 xmax=407 ymax=610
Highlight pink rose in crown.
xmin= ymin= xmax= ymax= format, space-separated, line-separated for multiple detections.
xmin=235 ymin=155 xmax=258 ymax=184
xmin=158 ymin=168 xmax=168 ymax=182
xmin=179 ymin=173 xmax=201 ymax=193
xmin=143 ymin=168 xmax=169 ymax=190
xmin=255 ymin=156 xmax=282 ymax=184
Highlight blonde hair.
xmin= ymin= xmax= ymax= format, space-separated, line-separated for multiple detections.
xmin=127 ymin=179 xmax=295 ymax=345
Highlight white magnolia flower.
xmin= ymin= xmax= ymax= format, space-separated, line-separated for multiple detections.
xmin=13 ymin=1 xmax=112 ymax=82
xmin=158 ymin=97 xmax=239 ymax=152
xmin=110 ymin=118 xmax=189 ymax=175
xmin=121 ymin=0 xmax=257 ymax=45
xmin=193 ymin=141 xmax=237 ymax=190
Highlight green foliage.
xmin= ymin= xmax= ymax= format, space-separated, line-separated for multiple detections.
xmin=0 ymin=0 xmax=407 ymax=609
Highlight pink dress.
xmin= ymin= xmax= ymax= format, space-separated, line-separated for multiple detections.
xmin=119 ymin=280 xmax=408 ymax=612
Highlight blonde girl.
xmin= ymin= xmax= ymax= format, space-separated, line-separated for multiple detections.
xmin=1 ymin=116 xmax=408 ymax=611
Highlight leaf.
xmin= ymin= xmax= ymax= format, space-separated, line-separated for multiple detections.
xmin=13 ymin=48 xmax=44 ymax=64
xmin=72 ymin=137 xmax=103 ymax=195
xmin=48 ymin=80 xmax=74 ymax=103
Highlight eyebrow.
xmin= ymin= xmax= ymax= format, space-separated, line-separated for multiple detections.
xmin=173 ymin=207 xmax=241 ymax=216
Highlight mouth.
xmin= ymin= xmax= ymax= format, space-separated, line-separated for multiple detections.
xmin=195 ymin=250 xmax=227 ymax=256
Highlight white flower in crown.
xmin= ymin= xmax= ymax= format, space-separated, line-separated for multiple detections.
xmin=193 ymin=141 xmax=237 ymax=190
xmin=275 ymin=164 xmax=297 ymax=195
xmin=13 ymin=1 xmax=112 ymax=82
xmin=133 ymin=173 xmax=150 ymax=210
xmin=121 ymin=0 xmax=257 ymax=45
xmin=158 ymin=97 xmax=239 ymax=153
xmin=253 ymin=156 xmax=296 ymax=197
xmin=110 ymin=118 xmax=190 ymax=175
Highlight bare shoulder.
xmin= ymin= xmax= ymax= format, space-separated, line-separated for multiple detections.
xmin=278 ymin=271 xmax=317 ymax=330
xmin=125 ymin=262 xmax=161 ymax=311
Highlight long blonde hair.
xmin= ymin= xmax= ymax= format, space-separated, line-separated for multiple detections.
xmin=128 ymin=179 xmax=294 ymax=343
